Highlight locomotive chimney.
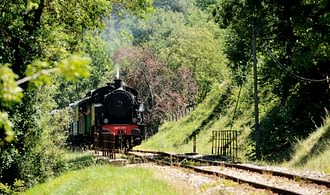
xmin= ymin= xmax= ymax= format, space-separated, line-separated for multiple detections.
xmin=114 ymin=79 xmax=123 ymax=89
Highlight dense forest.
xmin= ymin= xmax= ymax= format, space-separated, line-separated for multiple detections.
xmin=0 ymin=0 xmax=329 ymax=191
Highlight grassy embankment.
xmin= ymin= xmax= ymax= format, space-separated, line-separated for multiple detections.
xmin=283 ymin=115 xmax=330 ymax=173
xmin=137 ymin=81 xmax=330 ymax=174
xmin=136 ymin=81 xmax=255 ymax=160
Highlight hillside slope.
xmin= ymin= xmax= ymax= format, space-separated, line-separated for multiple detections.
xmin=137 ymin=81 xmax=253 ymax=159
xmin=137 ymin=81 xmax=330 ymax=173
xmin=283 ymin=115 xmax=330 ymax=173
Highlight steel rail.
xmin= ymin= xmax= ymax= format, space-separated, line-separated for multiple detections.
xmin=130 ymin=149 xmax=330 ymax=188
xmin=187 ymin=165 xmax=301 ymax=195
xmin=128 ymin=150 xmax=302 ymax=194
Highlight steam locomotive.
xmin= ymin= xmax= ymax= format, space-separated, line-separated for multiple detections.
xmin=68 ymin=78 xmax=145 ymax=151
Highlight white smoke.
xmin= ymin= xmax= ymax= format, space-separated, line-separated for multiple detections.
xmin=116 ymin=65 xmax=120 ymax=79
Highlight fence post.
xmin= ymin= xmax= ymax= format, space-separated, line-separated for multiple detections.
xmin=192 ymin=132 xmax=196 ymax=153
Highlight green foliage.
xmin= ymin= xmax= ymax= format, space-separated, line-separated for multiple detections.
xmin=0 ymin=0 xmax=110 ymax=146
xmin=0 ymin=179 xmax=25 ymax=195
xmin=129 ymin=8 xmax=186 ymax=47
xmin=0 ymin=64 xmax=23 ymax=106
xmin=114 ymin=0 xmax=156 ymax=18
xmin=159 ymin=25 xmax=229 ymax=100
xmin=0 ymin=112 xmax=14 ymax=144
xmin=0 ymin=0 xmax=156 ymax=189
xmin=58 ymin=55 xmax=91 ymax=80
xmin=212 ymin=0 xmax=330 ymax=160
xmin=194 ymin=0 xmax=218 ymax=11
xmin=14 ymin=86 xmax=66 ymax=187
xmin=54 ymin=37 xmax=113 ymax=108
xmin=153 ymin=0 xmax=194 ymax=13
xmin=0 ymin=64 xmax=22 ymax=145
xmin=126 ymin=3 xmax=229 ymax=101
xmin=0 ymin=55 xmax=91 ymax=147
xmin=24 ymin=61 xmax=52 ymax=85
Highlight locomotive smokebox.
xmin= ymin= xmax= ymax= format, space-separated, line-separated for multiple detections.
xmin=114 ymin=79 xmax=123 ymax=89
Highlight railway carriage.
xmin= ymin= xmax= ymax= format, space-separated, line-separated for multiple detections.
xmin=68 ymin=97 xmax=93 ymax=147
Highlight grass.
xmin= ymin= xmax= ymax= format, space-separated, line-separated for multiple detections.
xmin=62 ymin=150 xmax=95 ymax=171
xmin=24 ymin=165 xmax=184 ymax=195
xmin=283 ymin=115 xmax=330 ymax=173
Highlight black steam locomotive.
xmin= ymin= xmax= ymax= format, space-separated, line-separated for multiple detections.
xmin=68 ymin=78 xmax=145 ymax=151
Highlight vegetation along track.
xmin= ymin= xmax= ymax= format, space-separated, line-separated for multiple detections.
xmin=128 ymin=150 xmax=330 ymax=195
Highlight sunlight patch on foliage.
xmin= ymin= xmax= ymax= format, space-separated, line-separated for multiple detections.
xmin=0 ymin=112 xmax=14 ymax=144
xmin=58 ymin=55 xmax=92 ymax=80
xmin=0 ymin=64 xmax=23 ymax=104
xmin=0 ymin=55 xmax=91 ymax=146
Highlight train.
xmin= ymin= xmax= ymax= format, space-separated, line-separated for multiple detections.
xmin=67 ymin=77 xmax=145 ymax=152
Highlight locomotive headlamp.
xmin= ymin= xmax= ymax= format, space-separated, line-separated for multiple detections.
xmin=103 ymin=118 xmax=109 ymax=124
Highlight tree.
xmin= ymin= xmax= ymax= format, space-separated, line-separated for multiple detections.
xmin=212 ymin=0 xmax=330 ymax=160
xmin=113 ymin=47 xmax=198 ymax=134
xmin=159 ymin=24 xmax=229 ymax=100
xmin=0 ymin=0 xmax=155 ymax=146
xmin=126 ymin=4 xmax=229 ymax=101
xmin=194 ymin=0 xmax=218 ymax=11
xmin=153 ymin=0 xmax=194 ymax=13
xmin=0 ymin=0 xmax=155 ymax=187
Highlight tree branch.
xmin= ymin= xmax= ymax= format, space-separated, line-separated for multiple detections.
xmin=16 ymin=68 xmax=59 ymax=85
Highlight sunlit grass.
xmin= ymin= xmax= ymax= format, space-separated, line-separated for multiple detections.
xmin=24 ymin=165 xmax=182 ymax=195
xmin=283 ymin=116 xmax=330 ymax=173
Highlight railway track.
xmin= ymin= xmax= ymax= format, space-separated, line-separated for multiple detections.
xmin=128 ymin=149 xmax=330 ymax=195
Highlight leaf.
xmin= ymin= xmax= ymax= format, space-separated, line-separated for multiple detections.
xmin=58 ymin=55 xmax=92 ymax=80
xmin=0 ymin=112 xmax=14 ymax=146
xmin=0 ymin=64 xmax=23 ymax=105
